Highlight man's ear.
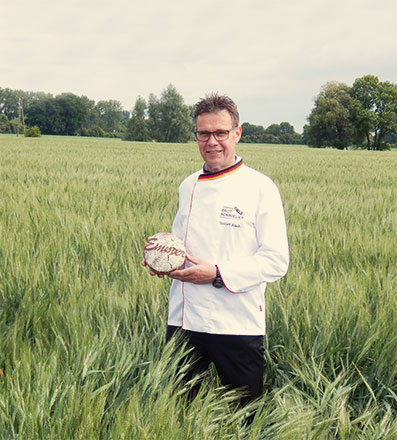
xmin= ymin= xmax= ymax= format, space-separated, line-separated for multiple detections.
xmin=235 ymin=125 xmax=242 ymax=142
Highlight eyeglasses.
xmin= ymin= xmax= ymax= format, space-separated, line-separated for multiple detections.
xmin=194 ymin=127 xmax=237 ymax=142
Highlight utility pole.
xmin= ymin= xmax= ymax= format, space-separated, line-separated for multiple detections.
xmin=17 ymin=98 xmax=21 ymax=136
xmin=17 ymin=97 xmax=26 ymax=136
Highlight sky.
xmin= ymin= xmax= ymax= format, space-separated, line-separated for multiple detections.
xmin=1 ymin=0 xmax=397 ymax=133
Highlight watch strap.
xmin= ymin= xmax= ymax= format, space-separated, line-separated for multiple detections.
xmin=212 ymin=265 xmax=224 ymax=288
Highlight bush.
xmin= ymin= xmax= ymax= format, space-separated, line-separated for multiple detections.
xmin=378 ymin=141 xmax=391 ymax=151
xmin=0 ymin=114 xmax=11 ymax=133
xmin=24 ymin=126 xmax=42 ymax=137
xmin=81 ymin=125 xmax=106 ymax=137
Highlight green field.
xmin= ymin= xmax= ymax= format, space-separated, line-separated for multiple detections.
xmin=0 ymin=135 xmax=396 ymax=439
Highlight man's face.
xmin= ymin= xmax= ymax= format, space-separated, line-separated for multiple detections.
xmin=195 ymin=110 xmax=242 ymax=173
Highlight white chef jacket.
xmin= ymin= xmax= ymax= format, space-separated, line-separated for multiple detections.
xmin=168 ymin=158 xmax=289 ymax=335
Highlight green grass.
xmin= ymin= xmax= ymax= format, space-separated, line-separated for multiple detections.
xmin=0 ymin=135 xmax=396 ymax=439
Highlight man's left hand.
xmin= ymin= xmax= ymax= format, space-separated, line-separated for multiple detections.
xmin=168 ymin=255 xmax=216 ymax=284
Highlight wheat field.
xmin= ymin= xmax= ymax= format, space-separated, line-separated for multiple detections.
xmin=0 ymin=135 xmax=396 ymax=439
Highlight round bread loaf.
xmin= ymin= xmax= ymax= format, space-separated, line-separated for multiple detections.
xmin=143 ymin=232 xmax=186 ymax=274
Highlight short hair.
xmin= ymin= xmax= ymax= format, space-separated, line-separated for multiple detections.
xmin=194 ymin=93 xmax=240 ymax=127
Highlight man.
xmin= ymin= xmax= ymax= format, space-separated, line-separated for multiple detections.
xmin=142 ymin=93 xmax=289 ymax=405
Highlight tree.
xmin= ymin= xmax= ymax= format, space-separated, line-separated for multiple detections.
xmin=148 ymin=84 xmax=193 ymax=143
xmin=160 ymin=84 xmax=193 ymax=143
xmin=54 ymin=93 xmax=88 ymax=135
xmin=0 ymin=114 xmax=11 ymax=133
xmin=0 ymin=88 xmax=20 ymax=119
xmin=307 ymin=82 xmax=357 ymax=149
xmin=94 ymin=99 xmax=124 ymax=133
xmin=147 ymin=93 xmax=162 ymax=141
xmin=125 ymin=96 xmax=150 ymax=141
xmin=81 ymin=96 xmax=97 ymax=128
xmin=350 ymin=75 xmax=397 ymax=150
xmin=26 ymin=93 xmax=88 ymax=135
xmin=265 ymin=122 xmax=303 ymax=144
xmin=302 ymin=124 xmax=310 ymax=145
xmin=240 ymin=122 xmax=266 ymax=143
xmin=383 ymin=131 xmax=397 ymax=147
xmin=0 ymin=88 xmax=52 ymax=120
xmin=241 ymin=122 xmax=303 ymax=144
xmin=25 ymin=97 xmax=61 ymax=134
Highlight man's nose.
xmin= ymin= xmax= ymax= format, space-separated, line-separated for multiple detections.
xmin=207 ymin=133 xmax=218 ymax=144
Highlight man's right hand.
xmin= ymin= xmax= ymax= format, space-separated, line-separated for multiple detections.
xmin=141 ymin=259 xmax=165 ymax=278
xmin=168 ymin=254 xmax=216 ymax=284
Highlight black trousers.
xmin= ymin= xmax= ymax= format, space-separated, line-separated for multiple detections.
xmin=166 ymin=325 xmax=264 ymax=405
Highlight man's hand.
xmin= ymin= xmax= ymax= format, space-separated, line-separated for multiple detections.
xmin=168 ymin=255 xmax=216 ymax=284
xmin=141 ymin=259 xmax=165 ymax=278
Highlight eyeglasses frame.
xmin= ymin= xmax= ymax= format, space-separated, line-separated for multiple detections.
xmin=194 ymin=126 xmax=238 ymax=142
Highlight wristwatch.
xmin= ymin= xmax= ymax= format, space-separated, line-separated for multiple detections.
xmin=212 ymin=266 xmax=224 ymax=288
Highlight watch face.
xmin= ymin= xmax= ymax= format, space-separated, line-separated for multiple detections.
xmin=213 ymin=277 xmax=223 ymax=288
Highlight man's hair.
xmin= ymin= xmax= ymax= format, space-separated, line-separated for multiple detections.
xmin=194 ymin=93 xmax=240 ymax=127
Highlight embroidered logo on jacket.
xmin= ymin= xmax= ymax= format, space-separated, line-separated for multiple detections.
xmin=219 ymin=206 xmax=244 ymax=228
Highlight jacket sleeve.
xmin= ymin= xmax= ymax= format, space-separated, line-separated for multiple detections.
xmin=217 ymin=181 xmax=289 ymax=293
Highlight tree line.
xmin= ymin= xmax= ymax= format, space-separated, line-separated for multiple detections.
xmin=0 ymin=87 xmax=128 ymax=137
xmin=240 ymin=122 xmax=304 ymax=144
xmin=125 ymin=86 xmax=304 ymax=144
xmin=0 ymin=84 xmax=303 ymax=145
xmin=304 ymin=75 xmax=397 ymax=150
xmin=1 ymin=76 xmax=396 ymax=149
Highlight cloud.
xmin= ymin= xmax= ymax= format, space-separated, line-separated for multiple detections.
xmin=1 ymin=0 xmax=396 ymax=131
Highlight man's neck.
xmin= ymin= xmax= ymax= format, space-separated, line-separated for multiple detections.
xmin=203 ymin=155 xmax=240 ymax=173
